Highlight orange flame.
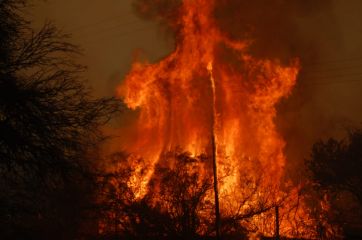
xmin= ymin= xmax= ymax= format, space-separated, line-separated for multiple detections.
xmin=113 ymin=0 xmax=326 ymax=237
xmin=118 ymin=0 xmax=297 ymax=198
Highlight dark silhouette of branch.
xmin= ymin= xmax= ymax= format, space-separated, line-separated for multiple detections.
xmin=0 ymin=1 xmax=122 ymax=239
xmin=307 ymin=128 xmax=362 ymax=204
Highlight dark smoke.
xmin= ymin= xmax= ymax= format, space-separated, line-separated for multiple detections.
xmin=132 ymin=0 xmax=182 ymax=31
xmin=131 ymin=0 xmax=362 ymax=182
xmin=214 ymin=0 xmax=336 ymax=63
xmin=210 ymin=0 xmax=341 ymax=180
xmin=132 ymin=0 xmax=337 ymax=63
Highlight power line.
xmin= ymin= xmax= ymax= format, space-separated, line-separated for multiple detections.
xmin=300 ymin=75 xmax=362 ymax=87
xmin=302 ymin=55 xmax=362 ymax=67
xmin=304 ymin=62 xmax=362 ymax=73
xmin=303 ymin=71 xmax=362 ymax=79
xmin=68 ymin=18 xmax=362 ymax=88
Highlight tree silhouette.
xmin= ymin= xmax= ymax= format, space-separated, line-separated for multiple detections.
xmin=307 ymin=128 xmax=362 ymax=238
xmin=307 ymin=128 xmax=362 ymax=204
xmin=147 ymin=151 xmax=214 ymax=239
xmin=0 ymin=1 xmax=121 ymax=239
xmin=95 ymin=151 xmax=214 ymax=240
xmin=95 ymin=150 xmax=289 ymax=240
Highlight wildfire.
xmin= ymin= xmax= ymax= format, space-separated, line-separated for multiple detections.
xmin=114 ymin=0 xmax=326 ymax=238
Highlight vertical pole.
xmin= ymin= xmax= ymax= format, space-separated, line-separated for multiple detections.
xmin=275 ymin=206 xmax=280 ymax=240
xmin=211 ymin=132 xmax=221 ymax=240
xmin=208 ymin=62 xmax=221 ymax=240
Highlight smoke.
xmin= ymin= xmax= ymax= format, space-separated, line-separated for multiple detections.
xmin=132 ymin=0 xmax=182 ymax=26
xmin=133 ymin=0 xmax=336 ymax=62
xmin=210 ymin=0 xmax=342 ymax=179
xmin=129 ymin=0 xmax=362 ymax=181
xmin=217 ymin=1 xmax=337 ymax=61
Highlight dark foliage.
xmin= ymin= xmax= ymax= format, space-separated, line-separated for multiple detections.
xmin=306 ymin=128 xmax=362 ymax=237
xmin=0 ymin=1 xmax=121 ymax=239
xmin=94 ymin=151 xmax=284 ymax=240
xmin=307 ymin=128 xmax=362 ymax=204
xmin=96 ymin=152 xmax=215 ymax=240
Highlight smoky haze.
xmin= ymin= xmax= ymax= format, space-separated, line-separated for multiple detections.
xmin=131 ymin=0 xmax=362 ymax=179
xmin=33 ymin=0 xmax=362 ymax=179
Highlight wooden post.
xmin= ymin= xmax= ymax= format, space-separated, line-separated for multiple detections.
xmin=211 ymin=132 xmax=221 ymax=240
xmin=275 ymin=206 xmax=280 ymax=240
xmin=208 ymin=61 xmax=221 ymax=240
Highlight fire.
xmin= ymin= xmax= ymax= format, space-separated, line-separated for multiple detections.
xmin=118 ymin=0 xmax=297 ymax=198
xmin=113 ymin=0 xmax=322 ymax=238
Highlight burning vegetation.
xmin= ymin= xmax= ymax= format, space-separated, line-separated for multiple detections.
xmin=2 ymin=0 xmax=362 ymax=239
xmin=107 ymin=0 xmax=337 ymax=239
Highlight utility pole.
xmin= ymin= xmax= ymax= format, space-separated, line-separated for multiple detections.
xmin=275 ymin=206 xmax=280 ymax=240
xmin=211 ymin=130 xmax=221 ymax=239
xmin=208 ymin=61 xmax=221 ymax=240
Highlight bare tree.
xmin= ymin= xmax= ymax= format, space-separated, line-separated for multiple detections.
xmin=95 ymin=151 xmax=214 ymax=240
xmin=305 ymin=127 xmax=362 ymax=238
xmin=148 ymin=151 xmax=214 ymax=239
xmin=0 ymin=1 xmax=121 ymax=239
xmin=96 ymin=151 xmax=291 ymax=240
xmin=307 ymin=128 xmax=362 ymax=204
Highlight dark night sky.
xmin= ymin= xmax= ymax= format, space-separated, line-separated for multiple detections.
xmin=31 ymin=0 xmax=362 ymax=175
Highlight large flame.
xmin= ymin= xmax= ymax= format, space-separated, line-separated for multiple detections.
xmin=118 ymin=0 xmax=297 ymax=198
xmin=114 ymin=0 xmax=317 ymax=237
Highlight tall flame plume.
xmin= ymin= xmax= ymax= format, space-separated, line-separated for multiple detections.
xmin=115 ymin=0 xmax=313 ymax=237
xmin=118 ymin=0 xmax=297 ymax=197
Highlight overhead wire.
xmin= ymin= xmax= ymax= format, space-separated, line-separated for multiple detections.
xmin=65 ymin=13 xmax=362 ymax=87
